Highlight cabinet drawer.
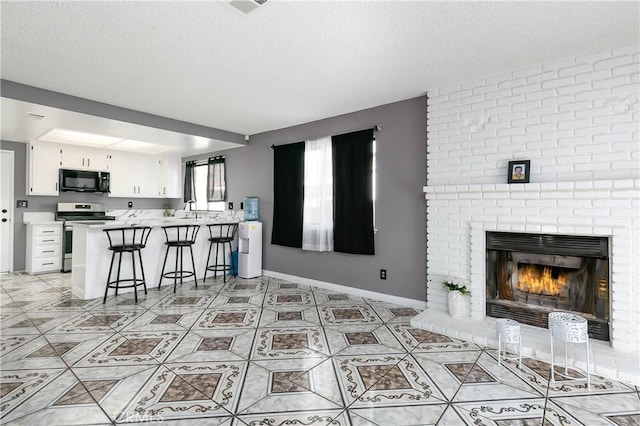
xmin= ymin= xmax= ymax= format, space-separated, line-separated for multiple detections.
xmin=33 ymin=245 xmax=61 ymax=259
xmin=33 ymin=257 xmax=60 ymax=271
xmin=35 ymin=235 xmax=61 ymax=246
xmin=33 ymin=226 xmax=62 ymax=237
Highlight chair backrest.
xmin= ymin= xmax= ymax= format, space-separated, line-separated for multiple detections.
xmin=103 ymin=226 xmax=152 ymax=248
xmin=207 ymin=223 xmax=239 ymax=240
xmin=161 ymin=224 xmax=200 ymax=243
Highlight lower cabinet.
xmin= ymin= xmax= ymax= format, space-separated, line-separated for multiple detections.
xmin=26 ymin=224 xmax=62 ymax=274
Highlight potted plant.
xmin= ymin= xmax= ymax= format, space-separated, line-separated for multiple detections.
xmin=443 ymin=276 xmax=471 ymax=318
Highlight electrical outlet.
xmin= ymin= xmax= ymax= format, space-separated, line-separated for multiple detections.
xmin=16 ymin=200 xmax=28 ymax=208
xmin=228 ymin=202 xmax=234 ymax=210
xmin=128 ymin=201 xmax=133 ymax=208
xmin=380 ymin=269 xmax=387 ymax=280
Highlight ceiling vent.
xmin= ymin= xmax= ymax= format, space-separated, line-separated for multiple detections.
xmin=228 ymin=0 xmax=267 ymax=15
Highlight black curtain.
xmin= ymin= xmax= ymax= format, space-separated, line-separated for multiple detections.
xmin=207 ymin=156 xmax=226 ymax=201
xmin=332 ymin=129 xmax=375 ymax=255
xmin=183 ymin=161 xmax=196 ymax=203
xmin=272 ymin=142 xmax=305 ymax=248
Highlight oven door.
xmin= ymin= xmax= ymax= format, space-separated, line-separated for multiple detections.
xmin=62 ymin=225 xmax=73 ymax=272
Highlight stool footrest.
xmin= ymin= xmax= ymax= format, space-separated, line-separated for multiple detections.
xmin=162 ymin=271 xmax=195 ymax=280
xmin=106 ymin=278 xmax=146 ymax=290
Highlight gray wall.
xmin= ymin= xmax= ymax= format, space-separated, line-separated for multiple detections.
xmin=186 ymin=96 xmax=428 ymax=301
xmin=1 ymin=140 xmax=169 ymax=271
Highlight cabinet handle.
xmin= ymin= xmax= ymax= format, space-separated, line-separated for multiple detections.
xmin=43 ymin=250 xmax=54 ymax=253
xmin=82 ymin=158 xmax=85 ymax=167
xmin=42 ymin=231 xmax=54 ymax=233
xmin=133 ymin=186 xmax=136 ymax=194
xmin=42 ymin=239 xmax=54 ymax=242
xmin=88 ymin=158 xmax=90 ymax=167
xmin=138 ymin=186 xmax=141 ymax=193
xmin=163 ymin=187 xmax=166 ymax=195
xmin=55 ymin=182 xmax=58 ymax=191
xmin=43 ymin=262 xmax=54 ymax=265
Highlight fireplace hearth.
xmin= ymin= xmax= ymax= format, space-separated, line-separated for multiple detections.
xmin=486 ymin=232 xmax=610 ymax=341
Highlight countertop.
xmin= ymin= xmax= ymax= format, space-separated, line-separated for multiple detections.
xmin=71 ymin=217 xmax=242 ymax=229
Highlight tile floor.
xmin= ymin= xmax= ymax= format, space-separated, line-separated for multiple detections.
xmin=1 ymin=271 xmax=639 ymax=425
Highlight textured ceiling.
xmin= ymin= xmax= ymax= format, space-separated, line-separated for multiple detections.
xmin=2 ymin=1 xmax=638 ymax=135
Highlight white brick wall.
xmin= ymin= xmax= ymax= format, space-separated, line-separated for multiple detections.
xmin=425 ymin=44 xmax=640 ymax=353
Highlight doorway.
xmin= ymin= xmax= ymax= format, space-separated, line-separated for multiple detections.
xmin=1 ymin=150 xmax=14 ymax=273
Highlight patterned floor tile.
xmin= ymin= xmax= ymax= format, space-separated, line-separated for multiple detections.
xmin=47 ymin=310 xmax=142 ymax=333
xmin=151 ymin=294 xmax=213 ymax=310
xmin=194 ymin=307 xmax=261 ymax=330
xmin=1 ymin=313 xmax=60 ymax=335
xmin=74 ymin=331 xmax=184 ymax=367
xmin=166 ymin=329 xmax=257 ymax=363
xmin=209 ymin=293 xmax=265 ymax=308
xmin=258 ymin=305 xmax=322 ymax=328
xmin=319 ymin=305 xmax=382 ymax=326
xmin=266 ymin=278 xmax=312 ymax=292
xmin=235 ymin=410 xmax=350 ymax=426
xmin=252 ymin=327 xmax=329 ymax=359
xmin=121 ymin=308 xmax=203 ymax=331
xmin=237 ymin=358 xmax=343 ymax=415
xmin=263 ymin=290 xmax=316 ymax=307
xmin=0 ymin=334 xmax=39 ymax=358
xmin=219 ymin=278 xmax=269 ymax=295
xmin=452 ymin=398 xmax=579 ymax=425
xmin=347 ymin=404 xmax=448 ymax=426
xmin=0 ymin=369 xmax=113 ymax=424
xmin=324 ymin=324 xmax=407 ymax=356
xmin=333 ymin=354 xmax=447 ymax=408
xmin=120 ymin=361 xmax=246 ymax=422
xmin=550 ymin=391 xmax=640 ymax=425
xmin=388 ymin=323 xmax=480 ymax=353
xmin=367 ymin=303 xmax=422 ymax=323
xmin=0 ymin=368 xmax=66 ymax=420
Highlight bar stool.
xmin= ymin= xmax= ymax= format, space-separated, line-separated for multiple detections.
xmin=548 ymin=312 xmax=591 ymax=389
xmin=496 ymin=318 xmax=522 ymax=368
xmin=203 ymin=223 xmax=238 ymax=283
xmin=103 ymin=226 xmax=152 ymax=304
xmin=158 ymin=224 xmax=200 ymax=292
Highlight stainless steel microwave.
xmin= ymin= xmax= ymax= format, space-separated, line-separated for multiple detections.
xmin=59 ymin=169 xmax=110 ymax=193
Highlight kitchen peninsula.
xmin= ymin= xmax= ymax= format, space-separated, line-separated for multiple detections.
xmin=70 ymin=217 xmax=261 ymax=300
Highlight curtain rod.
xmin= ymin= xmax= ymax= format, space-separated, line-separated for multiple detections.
xmin=270 ymin=125 xmax=382 ymax=149
xmin=185 ymin=155 xmax=225 ymax=165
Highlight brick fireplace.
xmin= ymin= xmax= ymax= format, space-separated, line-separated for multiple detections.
xmin=415 ymin=44 xmax=639 ymax=383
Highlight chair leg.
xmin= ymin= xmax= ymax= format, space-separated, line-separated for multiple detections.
xmin=131 ymin=250 xmax=138 ymax=304
xmin=138 ymin=249 xmax=147 ymax=295
xmin=518 ymin=338 xmax=522 ymax=369
xmin=498 ymin=335 xmax=502 ymax=366
xmin=203 ymin=241 xmax=213 ymax=283
xmin=586 ymin=339 xmax=591 ymax=390
xmin=222 ymin=242 xmax=227 ymax=284
xmin=158 ymin=246 xmax=170 ymax=290
xmin=564 ymin=341 xmax=568 ymax=376
xmin=103 ymin=251 xmax=116 ymax=304
xmin=179 ymin=246 xmax=184 ymax=286
xmin=115 ymin=252 xmax=123 ymax=296
xmin=550 ymin=333 xmax=555 ymax=383
xmin=227 ymin=241 xmax=234 ymax=277
xmin=189 ymin=245 xmax=198 ymax=287
xmin=214 ymin=243 xmax=219 ymax=279
xmin=173 ymin=246 xmax=179 ymax=293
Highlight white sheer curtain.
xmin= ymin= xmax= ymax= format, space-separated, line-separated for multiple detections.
xmin=302 ymin=136 xmax=333 ymax=252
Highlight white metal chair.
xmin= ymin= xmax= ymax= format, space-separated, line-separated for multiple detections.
xmin=548 ymin=312 xmax=591 ymax=389
xmin=496 ymin=318 xmax=522 ymax=368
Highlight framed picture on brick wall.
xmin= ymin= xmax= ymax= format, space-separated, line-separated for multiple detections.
xmin=507 ymin=160 xmax=530 ymax=184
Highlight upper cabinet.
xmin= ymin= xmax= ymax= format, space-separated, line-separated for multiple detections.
xmin=159 ymin=155 xmax=182 ymax=198
xmin=108 ymin=151 xmax=166 ymax=198
xmin=27 ymin=141 xmax=183 ymax=199
xmin=60 ymin=145 xmax=110 ymax=171
xmin=27 ymin=142 xmax=62 ymax=195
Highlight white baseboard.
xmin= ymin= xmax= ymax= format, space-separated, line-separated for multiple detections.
xmin=262 ymin=270 xmax=427 ymax=310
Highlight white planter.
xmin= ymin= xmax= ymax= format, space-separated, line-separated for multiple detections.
xmin=448 ymin=291 xmax=471 ymax=319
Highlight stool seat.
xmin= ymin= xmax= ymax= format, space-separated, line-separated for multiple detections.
xmin=204 ymin=223 xmax=238 ymax=283
xmin=496 ymin=318 xmax=522 ymax=368
xmin=549 ymin=312 xmax=591 ymax=389
xmin=103 ymin=226 xmax=152 ymax=304
xmin=158 ymin=224 xmax=200 ymax=293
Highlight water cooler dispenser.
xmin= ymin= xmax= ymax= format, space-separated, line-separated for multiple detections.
xmin=238 ymin=222 xmax=262 ymax=278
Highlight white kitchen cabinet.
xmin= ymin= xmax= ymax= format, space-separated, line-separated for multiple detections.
xmin=25 ymin=223 xmax=63 ymax=274
xmin=60 ymin=145 xmax=110 ymax=171
xmin=27 ymin=142 xmax=62 ymax=195
xmin=108 ymin=151 xmax=160 ymax=198
xmin=159 ymin=154 xmax=182 ymax=198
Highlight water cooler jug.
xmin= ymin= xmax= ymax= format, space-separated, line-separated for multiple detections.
xmin=244 ymin=197 xmax=260 ymax=221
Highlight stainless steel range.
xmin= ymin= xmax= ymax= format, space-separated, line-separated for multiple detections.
xmin=56 ymin=203 xmax=116 ymax=272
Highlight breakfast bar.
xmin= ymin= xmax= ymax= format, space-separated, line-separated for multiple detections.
xmin=71 ymin=219 xmax=242 ymax=300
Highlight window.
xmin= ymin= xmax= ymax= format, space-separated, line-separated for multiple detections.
xmin=184 ymin=157 xmax=226 ymax=211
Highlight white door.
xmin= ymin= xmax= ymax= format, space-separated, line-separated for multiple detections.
xmin=1 ymin=150 xmax=14 ymax=273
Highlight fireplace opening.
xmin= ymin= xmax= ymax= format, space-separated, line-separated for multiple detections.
xmin=486 ymin=232 xmax=610 ymax=341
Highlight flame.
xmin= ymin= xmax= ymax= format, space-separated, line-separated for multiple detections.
xmin=517 ymin=265 xmax=567 ymax=295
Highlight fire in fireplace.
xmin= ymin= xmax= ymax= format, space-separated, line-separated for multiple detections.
xmin=486 ymin=232 xmax=610 ymax=341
